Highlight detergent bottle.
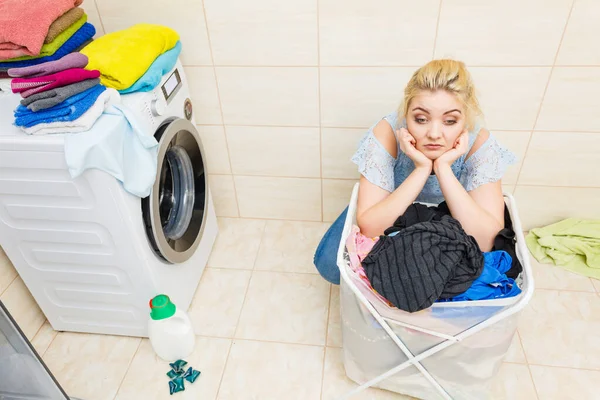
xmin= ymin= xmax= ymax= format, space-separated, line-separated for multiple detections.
xmin=148 ymin=294 xmax=195 ymax=361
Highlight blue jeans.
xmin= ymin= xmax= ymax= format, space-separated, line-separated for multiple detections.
xmin=313 ymin=206 xmax=348 ymax=285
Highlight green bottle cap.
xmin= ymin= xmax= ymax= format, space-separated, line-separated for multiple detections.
xmin=149 ymin=294 xmax=176 ymax=320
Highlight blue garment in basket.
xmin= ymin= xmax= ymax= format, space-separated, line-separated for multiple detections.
xmin=64 ymin=103 xmax=159 ymax=198
xmin=441 ymin=251 xmax=521 ymax=302
xmin=14 ymin=85 xmax=105 ymax=127
xmin=119 ymin=41 xmax=182 ymax=94
xmin=0 ymin=23 xmax=96 ymax=68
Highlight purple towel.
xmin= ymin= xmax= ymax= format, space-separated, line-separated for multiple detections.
xmin=8 ymin=53 xmax=88 ymax=78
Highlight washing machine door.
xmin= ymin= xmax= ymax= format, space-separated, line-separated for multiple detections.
xmin=142 ymin=118 xmax=208 ymax=264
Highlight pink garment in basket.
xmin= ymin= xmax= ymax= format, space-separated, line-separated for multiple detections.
xmin=11 ymin=68 xmax=100 ymax=98
xmin=0 ymin=0 xmax=83 ymax=59
xmin=345 ymin=225 xmax=393 ymax=306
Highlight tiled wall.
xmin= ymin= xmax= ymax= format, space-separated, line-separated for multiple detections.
xmin=1 ymin=0 xmax=599 ymax=341
xmin=82 ymin=0 xmax=600 ymax=231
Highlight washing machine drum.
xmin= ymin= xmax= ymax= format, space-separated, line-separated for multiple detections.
xmin=142 ymin=118 xmax=208 ymax=264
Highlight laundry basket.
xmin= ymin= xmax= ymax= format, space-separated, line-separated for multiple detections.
xmin=336 ymin=183 xmax=534 ymax=400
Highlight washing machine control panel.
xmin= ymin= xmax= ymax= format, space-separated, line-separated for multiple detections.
xmin=161 ymin=68 xmax=182 ymax=105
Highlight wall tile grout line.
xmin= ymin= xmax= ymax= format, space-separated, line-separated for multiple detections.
xmin=431 ymin=0 xmax=444 ymax=60
xmin=92 ymin=0 xmax=106 ymax=35
xmin=194 ymin=122 xmax=600 ymax=134
xmin=200 ymin=0 xmax=241 ymax=218
xmin=181 ymin=64 xmax=600 ymax=68
xmin=316 ymin=0 xmax=324 ymax=223
xmin=513 ymin=0 xmax=576 ymax=187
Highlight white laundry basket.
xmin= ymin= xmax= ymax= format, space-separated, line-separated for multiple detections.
xmin=336 ymin=183 xmax=534 ymax=400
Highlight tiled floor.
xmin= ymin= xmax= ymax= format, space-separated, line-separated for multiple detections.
xmin=20 ymin=218 xmax=600 ymax=399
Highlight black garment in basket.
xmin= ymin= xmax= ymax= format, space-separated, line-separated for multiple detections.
xmin=386 ymin=201 xmax=523 ymax=279
xmin=362 ymin=215 xmax=484 ymax=313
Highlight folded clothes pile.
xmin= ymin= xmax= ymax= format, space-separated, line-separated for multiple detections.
xmin=0 ymin=0 xmax=95 ymax=72
xmin=9 ymin=53 xmax=118 ymax=135
xmin=81 ymin=23 xmax=182 ymax=93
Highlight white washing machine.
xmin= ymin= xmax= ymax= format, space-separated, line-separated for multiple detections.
xmin=0 ymin=60 xmax=218 ymax=337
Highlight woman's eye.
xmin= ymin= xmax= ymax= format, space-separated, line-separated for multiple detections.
xmin=445 ymin=120 xmax=457 ymax=125
xmin=415 ymin=118 xmax=427 ymax=124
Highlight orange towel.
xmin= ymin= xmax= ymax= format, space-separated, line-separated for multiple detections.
xmin=0 ymin=0 xmax=83 ymax=59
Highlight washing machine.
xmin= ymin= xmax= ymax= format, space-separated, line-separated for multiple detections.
xmin=0 ymin=60 xmax=218 ymax=337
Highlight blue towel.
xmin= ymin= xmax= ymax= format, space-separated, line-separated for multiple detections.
xmin=440 ymin=251 xmax=522 ymax=302
xmin=119 ymin=41 xmax=182 ymax=94
xmin=64 ymin=103 xmax=159 ymax=198
xmin=0 ymin=23 xmax=96 ymax=68
xmin=14 ymin=85 xmax=105 ymax=127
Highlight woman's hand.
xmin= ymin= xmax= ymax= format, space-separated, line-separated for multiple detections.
xmin=434 ymin=130 xmax=469 ymax=172
xmin=398 ymin=128 xmax=432 ymax=172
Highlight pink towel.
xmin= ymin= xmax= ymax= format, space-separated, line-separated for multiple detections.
xmin=0 ymin=0 xmax=83 ymax=59
xmin=8 ymin=53 xmax=88 ymax=78
xmin=11 ymin=68 xmax=100 ymax=98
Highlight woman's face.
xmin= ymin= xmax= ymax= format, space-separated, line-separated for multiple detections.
xmin=405 ymin=90 xmax=467 ymax=160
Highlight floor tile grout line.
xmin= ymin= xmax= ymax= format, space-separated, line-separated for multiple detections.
xmin=320 ymin=285 xmax=333 ymax=399
xmin=513 ymin=0 xmax=576 ymax=187
xmin=0 ymin=275 xmax=19 ymax=297
xmin=215 ymin=261 xmax=257 ymax=397
xmin=200 ymin=0 xmax=241 ymax=218
xmin=30 ymin=319 xmax=47 ymax=345
xmin=431 ymin=0 xmax=443 ymax=60
xmin=215 ymin=224 xmax=266 ymax=396
xmin=514 ymin=330 xmax=541 ymax=399
xmin=526 ymin=363 xmax=600 ymax=372
xmin=40 ymin=329 xmax=59 ymax=358
xmin=113 ymin=338 xmax=143 ymax=399
xmin=203 ymin=334 xmax=328 ymax=349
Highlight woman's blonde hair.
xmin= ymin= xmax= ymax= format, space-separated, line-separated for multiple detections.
xmin=400 ymin=59 xmax=482 ymax=130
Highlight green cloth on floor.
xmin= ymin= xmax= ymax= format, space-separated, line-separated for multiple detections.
xmin=526 ymin=218 xmax=600 ymax=279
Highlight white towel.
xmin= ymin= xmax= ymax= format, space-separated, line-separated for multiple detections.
xmin=21 ymin=88 xmax=120 ymax=135
xmin=64 ymin=102 xmax=159 ymax=198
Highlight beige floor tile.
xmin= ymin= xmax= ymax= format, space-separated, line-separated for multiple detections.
xmin=322 ymin=347 xmax=412 ymax=400
xmin=116 ymin=337 xmax=231 ymax=400
xmin=254 ymin=220 xmax=329 ymax=274
xmin=491 ymin=363 xmax=538 ymax=400
xmin=529 ymin=365 xmax=600 ymax=400
xmin=31 ymin=321 xmax=57 ymax=356
xmin=530 ymin=257 xmax=595 ymax=292
xmin=592 ymin=279 xmax=600 ymax=293
xmin=43 ymin=332 xmax=140 ymax=400
xmin=504 ymin=332 xmax=527 ymax=364
xmin=207 ymin=218 xmax=266 ymax=269
xmin=217 ymin=340 xmax=324 ymax=400
xmin=0 ymin=277 xmax=45 ymax=340
xmin=327 ymin=285 xmax=342 ymax=348
xmin=519 ymin=290 xmax=600 ymax=369
xmin=188 ymin=268 xmax=252 ymax=337
xmin=235 ymin=271 xmax=330 ymax=345
xmin=0 ymin=246 xmax=17 ymax=295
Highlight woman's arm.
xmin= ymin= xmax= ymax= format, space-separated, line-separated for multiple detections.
xmin=357 ymin=122 xmax=432 ymax=238
xmin=434 ymin=129 xmax=505 ymax=251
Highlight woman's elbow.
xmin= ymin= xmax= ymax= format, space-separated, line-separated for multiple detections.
xmin=476 ymin=221 xmax=503 ymax=252
xmin=357 ymin=214 xmax=381 ymax=238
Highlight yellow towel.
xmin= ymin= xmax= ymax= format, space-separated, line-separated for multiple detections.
xmin=80 ymin=24 xmax=179 ymax=90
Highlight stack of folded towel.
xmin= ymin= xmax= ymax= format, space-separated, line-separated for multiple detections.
xmin=81 ymin=24 xmax=182 ymax=94
xmin=8 ymin=53 xmax=118 ymax=135
xmin=0 ymin=0 xmax=96 ymax=74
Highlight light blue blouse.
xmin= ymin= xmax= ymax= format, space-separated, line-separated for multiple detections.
xmin=351 ymin=112 xmax=517 ymax=204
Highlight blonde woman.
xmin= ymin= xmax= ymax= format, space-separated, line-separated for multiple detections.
xmin=314 ymin=59 xmax=516 ymax=284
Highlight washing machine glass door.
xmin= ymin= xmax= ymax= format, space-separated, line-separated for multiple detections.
xmin=143 ymin=118 xmax=207 ymax=263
